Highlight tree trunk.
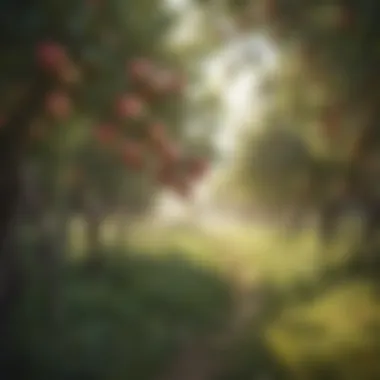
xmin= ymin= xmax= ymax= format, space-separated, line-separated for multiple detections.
xmin=0 ymin=75 xmax=50 ymax=375
xmin=38 ymin=210 xmax=68 ymax=326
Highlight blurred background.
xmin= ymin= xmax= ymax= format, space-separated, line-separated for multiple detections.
xmin=1 ymin=0 xmax=380 ymax=379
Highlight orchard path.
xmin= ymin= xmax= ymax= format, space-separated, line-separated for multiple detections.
xmin=157 ymin=233 xmax=262 ymax=380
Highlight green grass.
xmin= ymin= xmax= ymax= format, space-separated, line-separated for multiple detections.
xmin=13 ymin=248 xmax=233 ymax=380
xmin=19 ymin=216 xmax=380 ymax=379
xmin=266 ymin=281 xmax=380 ymax=379
xmin=123 ymin=218 xmax=380 ymax=379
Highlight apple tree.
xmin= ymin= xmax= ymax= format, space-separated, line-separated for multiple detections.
xmin=0 ymin=0 xmax=212 ymax=368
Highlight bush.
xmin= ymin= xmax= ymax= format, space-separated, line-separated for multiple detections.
xmin=10 ymin=249 xmax=233 ymax=380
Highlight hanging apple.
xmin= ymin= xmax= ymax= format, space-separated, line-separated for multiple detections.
xmin=172 ymin=177 xmax=191 ymax=198
xmin=150 ymin=71 xmax=171 ymax=94
xmin=156 ymin=139 xmax=181 ymax=164
xmin=45 ymin=91 xmax=72 ymax=120
xmin=187 ymin=157 xmax=209 ymax=180
xmin=147 ymin=121 xmax=166 ymax=144
xmin=128 ymin=58 xmax=153 ymax=81
xmin=156 ymin=164 xmax=175 ymax=186
xmin=147 ymin=122 xmax=180 ymax=163
xmin=36 ymin=41 xmax=69 ymax=74
xmin=56 ymin=63 xmax=81 ymax=85
xmin=95 ymin=123 xmax=117 ymax=145
xmin=115 ymin=94 xmax=145 ymax=119
xmin=148 ymin=69 xmax=186 ymax=95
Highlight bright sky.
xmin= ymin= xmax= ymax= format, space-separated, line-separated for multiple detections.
xmin=165 ymin=0 xmax=188 ymax=11
xmin=155 ymin=4 xmax=279 ymax=223
xmin=210 ymin=34 xmax=278 ymax=155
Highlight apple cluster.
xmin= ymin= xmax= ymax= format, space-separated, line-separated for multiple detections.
xmin=35 ymin=41 xmax=209 ymax=198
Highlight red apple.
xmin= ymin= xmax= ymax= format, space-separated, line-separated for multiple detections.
xmin=172 ymin=177 xmax=191 ymax=198
xmin=36 ymin=41 xmax=68 ymax=72
xmin=45 ymin=91 xmax=72 ymax=120
xmin=115 ymin=95 xmax=144 ymax=119
xmin=122 ymin=140 xmax=144 ymax=170
xmin=128 ymin=58 xmax=153 ymax=80
xmin=95 ymin=124 xmax=116 ymax=145
xmin=156 ymin=164 xmax=175 ymax=186
xmin=149 ymin=70 xmax=186 ymax=94
xmin=150 ymin=70 xmax=173 ymax=92
xmin=168 ymin=75 xmax=186 ymax=93
xmin=57 ymin=63 xmax=81 ymax=85
xmin=147 ymin=121 xmax=166 ymax=144
xmin=187 ymin=158 xmax=209 ymax=179
xmin=154 ymin=139 xmax=181 ymax=164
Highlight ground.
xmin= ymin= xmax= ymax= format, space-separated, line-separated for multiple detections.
xmin=60 ymin=214 xmax=380 ymax=379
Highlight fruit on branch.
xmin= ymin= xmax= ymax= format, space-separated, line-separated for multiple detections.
xmin=115 ymin=95 xmax=145 ymax=119
xmin=45 ymin=91 xmax=72 ymax=120
xmin=128 ymin=58 xmax=153 ymax=81
xmin=156 ymin=164 xmax=175 ymax=186
xmin=57 ymin=63 xmax=81 ymax=85
xmin=36 ymin=41 xmax=70 ymax=74
xmin=155 ymin=156 xmax=203 ymax=198
xmin=147 ymin=122 xmax=180 ymax=163
xmin=149 ymin=71 xmax=172 ymax=93
xmin=172 ymin=177 xmax=191 ymax=198
xmin=95 ymin=123 xmax=117 ymax=145
xmin=156 ymin=139 xmax=181 ymax=164
xmin=168 ymin=75 xmax=186 ymax=93
xmin=149 ymin=70 xmax=186 ymax=95
xmin=187 ymin=157 xmax=209 ymax=179
xmin=122 ymin=140 xmax=145 ymax=170
xmin=156 ymin=164 xmax=190 ymax=197
xmin=147 ymin=121 xmax=166 ymax=144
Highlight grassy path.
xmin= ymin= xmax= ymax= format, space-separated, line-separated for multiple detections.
xmin=157 ymin=285 xmax=258 ymax=380
xmin=156 ymin=237 xmax=262 ymax=380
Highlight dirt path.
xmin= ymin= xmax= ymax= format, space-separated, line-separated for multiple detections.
xmin=157 ymin=257 xmax=261 ymax=380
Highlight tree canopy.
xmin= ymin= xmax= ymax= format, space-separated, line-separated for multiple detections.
xmin=195 ymin=0 xmax=380 ymax=212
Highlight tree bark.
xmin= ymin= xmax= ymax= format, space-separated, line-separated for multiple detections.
xmin=0 ymin=74 xmax=50 ymax=375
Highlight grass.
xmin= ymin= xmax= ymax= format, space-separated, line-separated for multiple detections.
xmin=122 ymin=217 xmax=380 ymax=379
xmin=14 ymin=248 xmax=234 ymax=380
xmin=18 ymin=215 xmax=380 ymax=379
xmin=69 ymin=216 xmax=323 ymax=280
xmin=266 ymin=281 xmax=380 ymax=379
